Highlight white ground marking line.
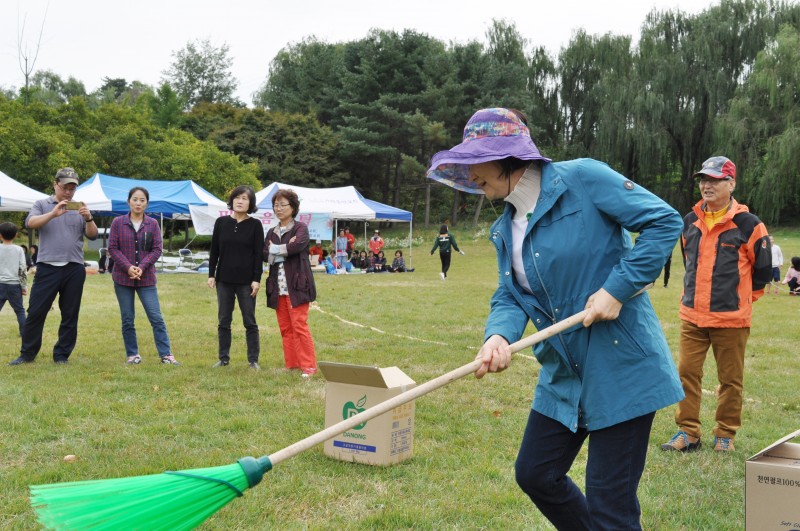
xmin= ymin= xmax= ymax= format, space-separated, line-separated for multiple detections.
xmin=310 ymin=302 xmax=449 ymax=346
xmin=311 ymin=303 xmax=558 ymax=361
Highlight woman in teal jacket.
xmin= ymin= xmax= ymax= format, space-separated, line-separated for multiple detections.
xmin=427 ymin=108 xmax=683 ymax=530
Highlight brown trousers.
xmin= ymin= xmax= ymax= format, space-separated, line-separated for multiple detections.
xmin=675 ymin=320 xmax=750 ymax=439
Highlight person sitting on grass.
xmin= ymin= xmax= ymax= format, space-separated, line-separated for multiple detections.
xmin=388 ymin=250 xmax=406 ymax=272
xmin=321 ymin=250 xmax=336 ymax=274
xmin=352 ymin=250 xmax=370 ymax=270
xmin=781 ymin=256 xmax=800 ymax=295
xmin=368 ymin=250 xmax=387 ymax=273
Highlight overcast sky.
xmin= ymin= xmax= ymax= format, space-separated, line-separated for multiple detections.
xmin=1 ymin=0 xmax=720 ymax=106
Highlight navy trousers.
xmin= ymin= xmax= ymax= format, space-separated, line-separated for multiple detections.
xmin=515 ymin=409 xmax=655 ymax=530
xmin=20 ymin=263 xmax=86 ymax=362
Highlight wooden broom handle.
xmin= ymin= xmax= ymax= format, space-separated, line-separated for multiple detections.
xmin=267 ymin=309 xmax=588 ymax=466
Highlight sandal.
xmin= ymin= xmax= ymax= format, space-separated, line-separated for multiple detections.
xmin=126 ymin=355 xmax=142 ymax=364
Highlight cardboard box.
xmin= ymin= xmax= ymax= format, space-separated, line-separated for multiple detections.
xmin=746 ymin=429 xmax=800 ymax=529
xmin=319 ymin=362 xmax=416 ymax=466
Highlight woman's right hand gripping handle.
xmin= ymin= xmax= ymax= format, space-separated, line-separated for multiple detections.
xmin=475 ymin=334 xmax=512 ymax=379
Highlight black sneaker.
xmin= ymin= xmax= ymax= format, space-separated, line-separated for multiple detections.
xmin=9 ymin=357 xmax=33 ymax=366
xmin=212 ymin=360 xmax=229 ymax=368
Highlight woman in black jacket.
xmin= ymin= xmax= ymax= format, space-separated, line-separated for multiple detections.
xmin=208 ymin=185 xmax=264 ymax=370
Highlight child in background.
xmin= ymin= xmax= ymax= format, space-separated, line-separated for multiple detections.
xmin=430 ymin=224 xmax=464 ymax=280
xmin=781 ymin=256 xmax=800 ymax=295
xmin=770 ymin=236 xmax=784 ymax=294
xmin=0 ymin=222 xmax=28 ymax=336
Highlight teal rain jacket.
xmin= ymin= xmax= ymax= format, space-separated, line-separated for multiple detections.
xmin=486 ymin=159 xmax=684 ymax=432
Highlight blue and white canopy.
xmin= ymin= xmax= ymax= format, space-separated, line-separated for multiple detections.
xmin=74 ymin=173 xmax=226 ymax=218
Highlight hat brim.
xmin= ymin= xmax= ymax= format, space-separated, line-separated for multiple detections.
xmin=426 ymin=136 xmax=551 ymax=194
xmin=57 ymin=178 xmax=79 ymax=186
xmin=693 ymin=169 xmax=731 ymax=179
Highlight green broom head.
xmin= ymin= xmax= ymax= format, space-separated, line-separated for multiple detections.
xmin=30 ymin=456 xmax=273 ymax=531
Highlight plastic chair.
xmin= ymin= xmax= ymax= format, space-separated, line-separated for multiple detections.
xmin=178 ymin=248 xmax=193 ymax=268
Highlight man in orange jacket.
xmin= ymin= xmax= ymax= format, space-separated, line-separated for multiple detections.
xmin=662 ymin=156 xmax=772 ymax=453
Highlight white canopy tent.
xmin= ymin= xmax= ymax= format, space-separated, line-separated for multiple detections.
xmin=0 ymin=170 xmax=48 ymax=211
xmin=256 ymin=182 xmax=414 ymax=267
xmin=190 ymin=182 xmax=414 ymax=265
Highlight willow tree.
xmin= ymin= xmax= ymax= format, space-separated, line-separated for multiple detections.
xmin=558 ymin=31 xmax=634 ymax=161
xmin=590 ymin=38 xmax=639 ymax=179
xmin=720 ymin=24 xmax=800 ymax=224
xmin=632 ymin=0 xmax=772 ymax=212
xmin=525 ymin=46 xmax=561 ymax=154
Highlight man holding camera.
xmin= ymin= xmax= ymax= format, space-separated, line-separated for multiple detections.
xmin=9 ymin=168 xmax=97 ymax=366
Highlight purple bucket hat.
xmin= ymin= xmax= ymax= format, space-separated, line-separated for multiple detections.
xmin=426 ymin=108 xmax=551 ymax=194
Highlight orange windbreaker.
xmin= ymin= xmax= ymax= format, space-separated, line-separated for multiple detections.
xmin=679 ymin=199 xmax=772 ymax=328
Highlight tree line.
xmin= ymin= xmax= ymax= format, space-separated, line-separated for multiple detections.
xmin=2 ymin=0 xmax=799 ymax=227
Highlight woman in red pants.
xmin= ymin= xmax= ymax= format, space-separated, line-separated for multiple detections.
xmin=264 ymin=189 xmax=318 ymax=377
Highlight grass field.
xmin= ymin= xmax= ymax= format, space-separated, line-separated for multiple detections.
xmin=1 ymin=226 xmax=799 ymax=530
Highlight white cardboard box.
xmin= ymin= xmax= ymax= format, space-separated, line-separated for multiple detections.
xmin=746 ymin=428 xmax=800 ymax=529
xmin=319 ymin=361 xmax=416 ymax=466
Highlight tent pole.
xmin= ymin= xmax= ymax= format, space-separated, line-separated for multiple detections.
xmin=408 ymin=220 xmax=413 ymax=269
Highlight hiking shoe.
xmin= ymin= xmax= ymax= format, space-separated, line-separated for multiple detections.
xmin=8 ymin=357 xmax=33 ymax=366
xmin=713 ymin=436 xmax=735 ymax=452
xmin=249 ymin=362 xmax=261 ymax=371
xmin=661 ymin=431 xmax=702 ymax=452
xmin=213 ymin=360 xmax=229 ymax=368
xmin=160 ymin=355 xmax=180 ymax=365
xmin=126 ymin=355 xmax=142 ymax=365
